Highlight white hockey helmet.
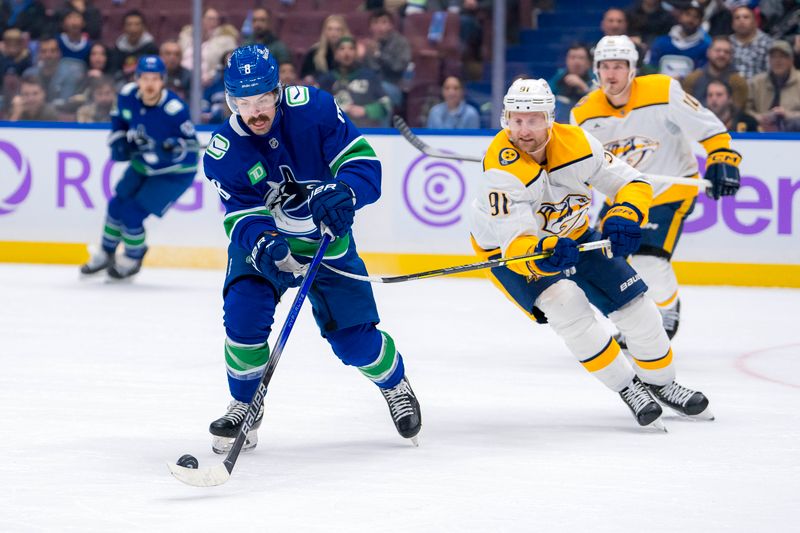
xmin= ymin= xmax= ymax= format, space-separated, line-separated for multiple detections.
xmin=501 ymin=78 xmax=555 ymax=129
xmin=593 ymin=35 xmax=639 ymax=80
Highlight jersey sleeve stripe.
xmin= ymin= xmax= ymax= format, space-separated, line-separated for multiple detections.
xmin=525 ymin=168 xmax=543 ymax=187
xmin=223 ymin=207 xmax=272 ymax=239
xmin=329 ymin=136 xmax=378 ymax=176
xmin=547 ymin=152 xmax=593 ymax=173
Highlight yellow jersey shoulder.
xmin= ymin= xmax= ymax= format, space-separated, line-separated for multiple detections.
xmin=571 ymin=89 xmax=611 ymax=126
xmin=630 ymin=74 xmax=671 ymax=109
xmin=546 ymin=123 xmax=594 ymax=172
xmin=483 ymin=130 xmax=542 ymax=187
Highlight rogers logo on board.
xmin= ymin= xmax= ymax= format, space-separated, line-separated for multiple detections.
xmin=0 ymin=140 xmax=32 ymax=215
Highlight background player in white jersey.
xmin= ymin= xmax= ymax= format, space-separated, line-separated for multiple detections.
xmin=471 ymin=79 xmax=713 ymax=429
xmin=570 ymin=36 xmax=741 ymax=344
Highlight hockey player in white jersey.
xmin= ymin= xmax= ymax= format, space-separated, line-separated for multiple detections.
xmin=570 ymin=35 xmax=741 ymax=344
xmin=471 ymin=78 xmax=713 ymax=428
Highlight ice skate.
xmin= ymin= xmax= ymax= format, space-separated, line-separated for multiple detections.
xmin=379 ymin=376 xmax=421 ymax=445
xmin=80 ymin=250 xmax=113 ymax=275
xmin=107 ymin=253 xmax=144 ymax=280
xmin=661 ymin=299 xmax=681 ymax=339
xmin=619 ymin=377 xmax=666 ymax=431
xmin=209 ymin=400 xmax=264 ymax=454
xmin=647 ymin=380 xmax=714 ymax=420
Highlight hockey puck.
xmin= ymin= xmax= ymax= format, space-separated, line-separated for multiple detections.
xmin=176 ymin=454 xmax=198 ymax=469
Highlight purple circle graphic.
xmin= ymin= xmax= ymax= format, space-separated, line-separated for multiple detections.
xmin=0 ymin=140 xmax=32 ymax=215
xmin=402 ymin=154 xmax=466 ymax=227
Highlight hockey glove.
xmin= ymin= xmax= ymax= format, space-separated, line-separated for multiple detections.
xmin=531 ymin=236 xmax=580 ymax=274
xmin=250 ymin=232 xmax=307 ymax=288
xmin=110 ymin=134 xmax=134 ymax=162
xmin=158 ymin=137 xmax=187 ymax=160
xmin=601 ymin=202 xmax=643 ymax=258
xmin=308 ymin=181 xmax=355 ymax=238
xmin=704 ymin=148 xmax=741 ymax=200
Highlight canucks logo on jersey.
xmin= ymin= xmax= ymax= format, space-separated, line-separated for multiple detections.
xmin=263 ymin=167 xmax=321 ymax=236
xmin=604 ymin=136 xmax=660 ymax=169
xmin=537 ymin=194 xmax=591 ymax=235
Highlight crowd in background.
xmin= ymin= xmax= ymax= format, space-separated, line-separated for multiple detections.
xmin=2 ymin=0 xmax=800 ymax=131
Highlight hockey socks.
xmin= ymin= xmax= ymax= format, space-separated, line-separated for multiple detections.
xmin=101 ymin=216 xmax=122 ymax=254
xmin=357 ymin=330 xmax=405 ymax=388
xmin=225 ymin=337 xmax=270 ymax=402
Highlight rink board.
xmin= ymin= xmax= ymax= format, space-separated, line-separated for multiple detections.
xmin=0 ymin=123 xmax=798 ymax=286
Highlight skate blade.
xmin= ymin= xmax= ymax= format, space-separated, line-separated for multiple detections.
xmin=211 ymin=433 xmax=258 ymax=455
xmin=672 ymin=407 xmax=715 ymax=422
xmin=645 ymin=417 xmax=668 ymax=432
xmin=409 ymin=435 xmax=419 ymax=447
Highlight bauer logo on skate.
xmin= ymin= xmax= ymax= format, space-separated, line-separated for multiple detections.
xmin=402 ymin=154 xmax=466 ymax=227
xmin=0 ymin=139 xmax=32 ymax=215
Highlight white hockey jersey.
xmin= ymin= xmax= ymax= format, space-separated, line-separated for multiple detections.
xmin=569 ymin=74 xmax=731 ymax=205
xmin=469 ymin=122 xmax=651 ymax=276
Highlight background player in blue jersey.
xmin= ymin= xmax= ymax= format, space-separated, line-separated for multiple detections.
xmin=203 ymin=44 xmax=421 ymax=454
xmin=80 ymin=55 xmax=199 ymax=279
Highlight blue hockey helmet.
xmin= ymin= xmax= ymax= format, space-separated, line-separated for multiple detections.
xmin=136 ymin=55 xmax=166 ymax=78
xmin=224 ymin=44 xmax=281 ymax=113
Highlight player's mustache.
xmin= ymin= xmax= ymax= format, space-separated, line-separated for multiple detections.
xmin=247 ymin=114 xmax=271 ymax=125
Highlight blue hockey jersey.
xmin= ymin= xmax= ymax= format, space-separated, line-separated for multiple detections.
xmin=110 ymin=83 xmax=198 ymax=176
xmin=203 ymin=85 xmax=382 ymax=256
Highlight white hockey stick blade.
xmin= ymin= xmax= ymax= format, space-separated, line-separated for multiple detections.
xmin=167 ymin=462 xmax=231 ymax=487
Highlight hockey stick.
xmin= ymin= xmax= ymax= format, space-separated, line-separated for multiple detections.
xmin=323 ymin=239 xmax=611 ymax=284
xmin=168 ymin=233 xmax=332 ymax=487
xmin=393 ymin=115 xmax=714 ymax=190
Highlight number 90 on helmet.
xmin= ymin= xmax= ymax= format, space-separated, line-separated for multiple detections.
xmin=501 ymin=78 xmax=555 ymax=129
xmin=224 ymin=44 xmax=282 ymax=115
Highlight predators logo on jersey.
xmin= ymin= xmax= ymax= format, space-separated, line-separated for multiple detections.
xmin=605 ymin=136 xmax=660 ymax=169
xmin=537 ymin=194 xmax=591 ymax=235
xmin=499 ymin=147 xmax=520 ymax=166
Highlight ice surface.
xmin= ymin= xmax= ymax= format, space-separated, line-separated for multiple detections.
xmin=1 ymin=264 xmax=798 ymax=532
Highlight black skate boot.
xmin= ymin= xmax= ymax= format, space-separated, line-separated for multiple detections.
xmin=661 ymin=299 xmax=680 ymax=339
xmin=209 ymin=400 xmax=264 ymax=454
xmin=619 ymin=377 xmax=665 ymax=430
xmin=80 ymin=250 xmax=114 ymax=275
xmin=107 ymin=253 xmax=144 ymax=280
xmin=647 ymin=380 xmax=713 ymax=420
xmin=379 ymin=376 xmax=421 ymax=444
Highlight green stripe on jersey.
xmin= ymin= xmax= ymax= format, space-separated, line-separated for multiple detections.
xmin=287 ymin=234 xmax=350 ymax=258
xmin=223 ymin=207 xmax=272 ymax=239
xmin=225 ymin=338 xmax=270 ymax=378
xmin=329 ymin=137 xmax=378 ymax=177
xmin=358 ymin=331 xmax=399 ymax=383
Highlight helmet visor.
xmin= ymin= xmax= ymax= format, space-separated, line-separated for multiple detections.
xmin=227 ymin=89 xmax=280 ymax=115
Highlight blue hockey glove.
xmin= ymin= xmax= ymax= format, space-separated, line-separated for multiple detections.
xmin=307 ymin=181 xmax=355 ymax=238
xmin=601 ymin=203 xmax=643 ymax=257
xmin=250 ymin=232 xmax=306 ymax=288
xmin=158 ymin=137 xmax=185 ymax=160
xmin=110 ymin=134 xmax=134 ymax=162
xmin=704 ymin=149 xmax=741 ymax=200
xmin=532 ymin=236 xmax=579 ymax=274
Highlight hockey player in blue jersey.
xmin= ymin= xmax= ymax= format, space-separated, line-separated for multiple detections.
xmin=203 ymin=44 xmax=421 ymax=453
xmin=80 ymin=55 xmax=199 ymax=279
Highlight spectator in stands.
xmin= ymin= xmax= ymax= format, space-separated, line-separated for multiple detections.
xmin=280 ymin=62 xmax=298 ymax=86
xmin=86 ymin=42 xmax=110 ymax=78
xmin=0 ymin=27 xmax=31 ymax=75
xmin=318 ymin=36 xmax=391 ymax=128
xmin=54 ymin=0 xmax=102 ymax=41
xmin=76 ymin=74 xmax=113 ymax=123
xmin=23 ymin=36 xmax=85 ymax=107
xmin=746 ymin=39 xmax=800 ymax=131
xmin=61 ymin=42 xmax=109 ymax=113
xmin=648 ymin=1 xmax=711 ymax=78
xmin=696 ymin=0 xmax=732 ymax=37
xmin=705 ymin=79 xmax=758 ymax=131
xmin=626 ymin=0 xmax=674 ymax=45
xmin=245 ymin=8 xmax=290 ymax=66
xmin=360 ymin=9 xmax=411 ymax=108
xmin=110 ymin=10 xmax=158 ymax=85
xmin=160 ymin=40 xmax=191 ymax=101
xmin=179 ymin=7 xmax=239 ymax=87
xmin=683 ymin=36 xmax=747 ymax=108
xmin=0 ymin=0 xmax=47 ymax=40
xmin=300 ymin=14 xmax=351 ymax=83
xmin=730 ymin=6 xmax=773 ymax=79
xmin=426 ymin=75 xmax=480 ymax=129
xmin=200 ymin=49 xmax=234 ymax=124
xmin=601 ymin=8 xmax=629 ymax=37
xmin=58 ymin=9 xmax=91 ymax=65
xmin=8 ymin=74 xmax=60 ymax=121
xmin=549 ymin=43 xmax=593 ymax=122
